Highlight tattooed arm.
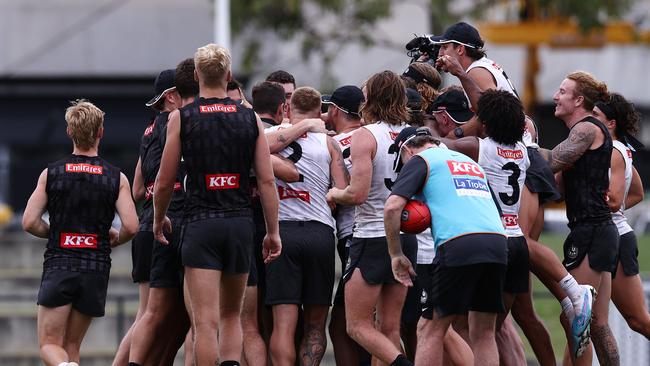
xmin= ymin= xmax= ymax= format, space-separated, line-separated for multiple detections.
xmin=538 ymin=121 xmax=599 ymax=173
xmin=265 ymin=118 xmax=328 ymax=153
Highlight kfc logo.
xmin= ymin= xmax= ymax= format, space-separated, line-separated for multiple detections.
xmin=389 ymin=132 xmax=399 ymax=140
xmin=502 ymin=214 xmax=519 ymax=227
xmin=199 ymin=104 xmax=237 ymax=113
xmin=60 ymin=233 xmax=98 ymax=249
xmin=447 ymin=160 xmax=485 ymax=178
xmin=65 ymin=163 xmax=103 ymax=175
xmin=205 ymin=174 xmax=240 ymax=190
xmin=627 ymin=149 xmax=632 ymax=159
xmin=497 ymin=147 xmax=524 ymax=160
xmin=278 ymin=186 xmax=311 ymax=203
xmin=338 ymin=135 xmax=352 ymax=147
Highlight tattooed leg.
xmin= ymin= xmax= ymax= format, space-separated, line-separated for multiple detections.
xmin=300 ymin=305 xmax=329 ymax=366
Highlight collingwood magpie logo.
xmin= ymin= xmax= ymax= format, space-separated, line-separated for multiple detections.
xmin=567 ymin=244 xmax=578 ymax=259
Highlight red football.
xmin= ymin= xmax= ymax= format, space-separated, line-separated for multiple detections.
xmin=400 ymin=200 xmax=431 ymax=234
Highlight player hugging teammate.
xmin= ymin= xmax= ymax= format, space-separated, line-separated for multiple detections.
xmin=20 ymin=22 xmax=647 ymax=366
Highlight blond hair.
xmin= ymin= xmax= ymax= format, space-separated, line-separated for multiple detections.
xmin=360 ymin=71 xmax=408 ymax=125
xmin=65 ymin=99 xmax=104 ymax=150
xmin=194 ymin=44 xmax=231 ymax=88
xmin=290 ymin=86 xmax=321 ymax=116
xmin=566 ymin=71 xmax=609 ymax=111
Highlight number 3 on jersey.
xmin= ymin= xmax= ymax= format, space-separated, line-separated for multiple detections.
xmin=499 ymin=162 xmax=520 ymax=206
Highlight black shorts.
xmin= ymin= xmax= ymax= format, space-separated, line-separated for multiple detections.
xmin=131 ymin=231 xmax=153 ymax=283
xmin=150 ymin=229 xmax=183 ymax=288
xmin=333 ymin=236 xmax=353 ymax=307
xmin=402 ymin=263 xmax=433 ymax=325
xmin=343 ymin=235 xmax=417 ymax=285
xmin=525 ymin=147 xmax=561 ymax=205
xmin=504 ymin=236 xmax=530 ymax=294
xmin=563 ymin=222 xmax=619 ymax=273
xmin=265 ymin=221 xmax=335 ymax=306
xmin=617 ymin=231 xmax=639 ymax=276
xmin=250 ymin=223 xmax=266 ymax=288
xmin=38 ymin=269 xmax=109 ymax=317
xmin=422 ymin=261 xmax=506 ymax=319
xmin=181 ymin=216 xmax=254 ymax=274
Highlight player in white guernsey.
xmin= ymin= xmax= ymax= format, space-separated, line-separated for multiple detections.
xmin=264 ymin=87 xmax=348 ymax=366
xmin=594 ymin=94 xmax=650 ymax=339
xmin=321 ymin=85 xmax=371 ymax=366
xmin=327 ymin=71 xmax=416 ymax=366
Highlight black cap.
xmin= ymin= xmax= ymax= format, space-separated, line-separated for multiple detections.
xmin=430 ymin=22 xmax=483 ymax=49
xmin=431 ymin=89 xmax=474 ymax=124
xmin=146 ymin=69 xmax=176 ymax=107
xmin=392 ymin=126 xmax=434 ymax=172
xmin=322 ymin=85 xmax=364 ymax=117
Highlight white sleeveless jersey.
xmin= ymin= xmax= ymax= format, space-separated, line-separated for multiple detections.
xmin=354 ymin=121 xmax=407 ymax=238
xmin=333 ymin=129 xmax=356 ymax=240
xmin=611 ymin=140 xmax=633 ymax=235
xmin=416 ymin=228 xmax=435 ymax=264
xmin=466 ymin=57 xmax=518 ymax=98
xmin=478 ymin=138 xmax=529 ymax=237
xmin=266 ymin=125 xmax=335 ymax=228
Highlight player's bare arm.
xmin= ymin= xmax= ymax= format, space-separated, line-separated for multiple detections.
xmin=265 ymin=117 xmax=327 ymax=153
xmin=253 ymin=118 xmax=282 ymax=263
xmin=441 ymin=136 xmax=480 ymax=162
xmin=607 ymin=149 xmax=626 ymax=212
xmin=327 ymin=127 xmax=374 ymax=206
xmin=327 ymin=135 xmax=350 ymax=189
xmin=538 ymin=121 xmax=598 ymax=173
xmin=22 ymin=169 xmax=49 ymax=238
xmin=132 ymin=157 xmax=145 ymax=201
xmin=625 ymin=166 xmax=644 ymax=208
xmin=270 ymin=154 xmax=300 ymax=182
xmin=384 ymin=194 xmax=415 ymax=287
xmin=153 ymin=109 xmax=181 ymax=244
xmin=113 ymin=173 xmax=139 ymax=247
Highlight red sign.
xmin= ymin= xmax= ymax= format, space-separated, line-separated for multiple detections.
xmin=447 ymin=160 xmax=484 ymax=179
xmin=199 ymin=104 xmax=237 ymax=113
xmin=60 ymin=233 xmax=98 ymax=249
xmin=65 ymin=163 xmax=103 ymax=175
xmin=497 ymin=147 xmax=524 ymax=160
xmin=338 ymin=135 xmax=352 ymax=147
xmin=502 ymin=214 xmax=519 ymax=227
xmin=278 ymin=186 xmax=311 ymax=203
xmin=205 ymin=174 xmax=240 ymax=190
xmin=143 ymin=121 xmax=155 ymax=136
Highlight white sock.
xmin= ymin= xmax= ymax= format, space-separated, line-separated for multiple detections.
xmin=559 ymin=274 xmax=581 ymax=302
xmin=561 ymin=296 xmax=574 ymax=321
xmin=68 ymin=363 xmax=79 ymax=366
xmin=57 ymin=363 xmax=68 ymax=366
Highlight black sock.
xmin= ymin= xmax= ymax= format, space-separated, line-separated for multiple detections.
xmin=219 ymin=361 xmax=241 ymax=366
xmin=128 ymin=363 xmax=142 ymax=366
xmin=390 ymin=354 xmax=413 ymax=366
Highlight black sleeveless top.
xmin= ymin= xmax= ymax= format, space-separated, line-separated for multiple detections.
xmin=45 ymin=154 xmax=120 ymax=273
xmin=180 ymin=97 xmax=259 ymax=222
xmin=139 ymin=112 xmax=185 ymax=230
xmin=563 ymin=116 xmax=613 ymax=226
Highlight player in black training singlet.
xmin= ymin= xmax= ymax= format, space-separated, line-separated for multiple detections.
xmin=127 ymin=58 xmax=198 ymax=366
xmin=540 ymin=71 xmax=618 ymax=365
xmin=23 ymin=100 xmax=138 ymax=366
xmin=153 ymin=44 xmax=281 ymax=366
xmin=113 ymin=67 xmax=181 ymax=366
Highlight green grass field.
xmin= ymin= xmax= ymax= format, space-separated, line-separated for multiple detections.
xmin=522 ymin=232 xmax=650 ymax=362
